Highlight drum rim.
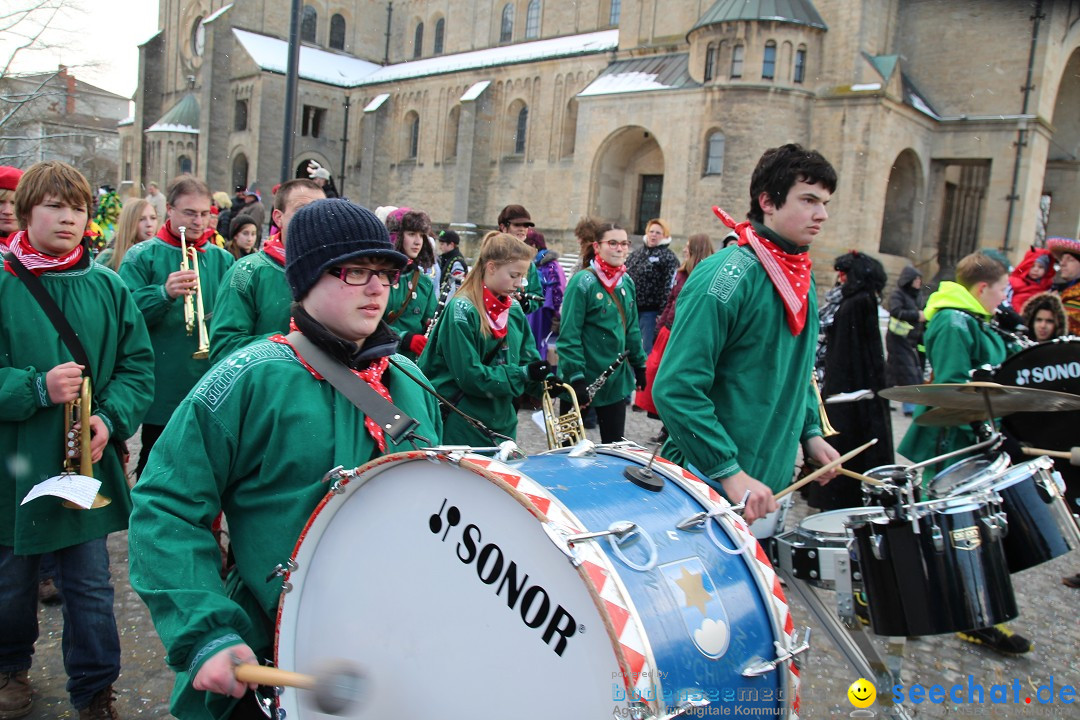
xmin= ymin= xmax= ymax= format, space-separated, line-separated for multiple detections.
xmin=946 ymin=455 xmax=1055 ymax=498
xmin=798 ymin=506 xmax=890 ymax=536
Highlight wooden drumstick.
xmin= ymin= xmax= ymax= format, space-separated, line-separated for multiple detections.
xmin=803 ymin=458 xmax=888 ymax=487
xmin=235 ymin=662 xmax=364 ymax=715
xmin=774 ymin=438 xmax=879 ymax=501
xmin=1022 ymin=446 xmax=1080 ymax=466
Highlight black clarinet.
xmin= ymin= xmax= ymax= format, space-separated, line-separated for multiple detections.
xmin=586 ymin=351 xmax=630 ymax=399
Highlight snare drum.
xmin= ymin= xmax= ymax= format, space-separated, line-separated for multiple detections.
xmin=849 ymin=494 xmax=1017 ymax=636
xmin=772 ymin=507 xmax=886 ymax=589
xmin=947 ymin=456 xmax=1080 ymax=572
xmin=926 ymin=453 xmax=1010 ymax=498
xmin=275 ymin=448 xmax=801 ymax=719
xmin=861 ymin=465 xmax=921 ymax=510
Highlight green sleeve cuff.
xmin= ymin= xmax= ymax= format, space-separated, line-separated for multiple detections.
xmin=187 ymin=629 xmax=246 ymax=679
xmin=94 ymin=410 xmax=115 ymax=437
xmin=709 ymin=458 xmax=743 ymax=482
xmin=800 ymin=426 xmax=824 ymax=443
xmin=34 ymin=372 xmax=52 ymax=408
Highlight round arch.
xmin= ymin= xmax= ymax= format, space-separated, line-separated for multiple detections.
xmin=878 ymin=148 xmax=924 ymax=259
xmin=1042 ymin=46 xmax=1080 ymax=241
xmin=589 ymin=126 xmax=664 ymax=232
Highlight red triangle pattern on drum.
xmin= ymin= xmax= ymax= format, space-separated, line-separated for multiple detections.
xmin=622 ymin=645 xmax=646 ymax=679
xmin=605 ymin=600 xmax=630 ymax=637
xmin=524 ymin=493 xmax=550 ymax=515
xmin=582 ymin=559 xmax=607 ymax=591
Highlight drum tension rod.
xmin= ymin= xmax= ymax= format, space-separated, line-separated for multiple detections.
xmin=676 ymin=491 xmax=750 ymax=531
xmin=740 ymin=627 xmax=812 ymax=677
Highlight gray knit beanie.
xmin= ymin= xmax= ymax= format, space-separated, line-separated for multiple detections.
xmin=285 ymin=199 xmax=408 ymax=300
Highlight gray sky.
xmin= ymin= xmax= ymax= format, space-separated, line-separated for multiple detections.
xmin=1 ymin=0 xmax=160 ymax=98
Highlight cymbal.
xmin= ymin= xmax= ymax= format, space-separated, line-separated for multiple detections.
xmin=880 ymin=382 xmax=1080 ymax=413
xmin=915 ymin=406 xmax=1003 ymax=427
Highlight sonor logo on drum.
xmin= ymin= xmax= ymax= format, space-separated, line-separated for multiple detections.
xmin=429 ymin=498 xmax=578 ymax=656
xmin=1013 ymin=362 xmax=1080 ymax=386
xmin=950 ymin=526 xmax=982 ymax=551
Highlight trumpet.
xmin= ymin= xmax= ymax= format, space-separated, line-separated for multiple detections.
xmin=541 ymin=379 xmax=587 ymax=449
xmin=179 ymin=225 xmax=210 ymax=360
xmin=811 ymin=371 xmax=840 ymax=437
xmin=63 ymin=377 xmax=111 ymax=509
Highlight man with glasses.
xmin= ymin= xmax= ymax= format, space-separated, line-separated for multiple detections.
xmin=118 ymin=175 xmax=235 ymax=477
xmin=129 ymin=199 xmax=442 ymax=720
xmin=497 ymin=204 xmax=543 ymax=313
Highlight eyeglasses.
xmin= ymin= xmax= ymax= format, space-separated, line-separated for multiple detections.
xmin=176 ymin=208 xmax=212 ymax=221
xmin=327 ymin=266 xmax=401 ymax=286
xmin=598 ymin=240 xmax=632 ymax=249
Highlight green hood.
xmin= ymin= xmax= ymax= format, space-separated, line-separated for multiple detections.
xmin=924 ymin=281 xmax=990 ymax=321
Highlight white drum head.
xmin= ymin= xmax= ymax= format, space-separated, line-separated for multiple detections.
xmin=799 ymin=506 xmax=886 ymax=537
xmin=276 ymin=456 xmax=623 ymax=719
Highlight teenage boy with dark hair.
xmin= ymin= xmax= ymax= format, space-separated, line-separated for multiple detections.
xmin=0 ymin=160 xmax=154 ymax=719
xmin=209 ymin=178 xmax=325 ymax=361
xmin=497 ymin=204 xmax=543 ymax=313
xmin=654 ymin=143 xmax=841 ymax=526
xmin=118 ymin=175 xmax=235 ymax=478
xmin=897 ymin=250 xmax=1032 ymax=655
xmin=129 ymin=199 xmax=442 ymax=720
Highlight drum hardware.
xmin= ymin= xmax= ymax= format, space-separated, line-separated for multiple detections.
xmin=61 ymin=377 xmax=111 ymax=510
xmin=775 ymin=438 xmax=878 ymax=501
xmin=676 ymin=491 xmax=749 ymax=531
xmin=565 ymin=519 xmax=637 ymax=543
xmin=811 ymin=372 xmax=839 ymax=437
xmin=319 ymin=465 xmax=352 ymax=494
xmin=623 ymin=443 xmax=664 ymax=492
xmin=267 ymin=559 xmax=298 ymax=593
xmin=234 ymin=661 xmax=365 ymax=716
xmin=740 ymin=627 xmax=812 ymax=677
xmin=906 ymin=433 xmax=1002 ymax=472
xmin=1022 ymin=446 xmax=1080 ymax=465
xmin=495 ymin=440 xmax=526 ymax=462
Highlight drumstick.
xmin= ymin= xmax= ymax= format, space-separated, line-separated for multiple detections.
xmin=774 ymin=438 xmax=879 ymax=501
xmin=235 ymin=662 xmax=364 ymax=715
xmin=1021 ymin=446 xmax=1080 ymax=466
xmin=803 ymin=458 xmax=888 ymax=487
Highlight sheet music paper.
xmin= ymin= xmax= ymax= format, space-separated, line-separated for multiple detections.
xmin=21 ymin=474 xmax=102 ymax=508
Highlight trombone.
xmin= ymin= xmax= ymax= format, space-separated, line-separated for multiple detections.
xmin=63 ymin=377 xmax=111 ymax=509
xmin=179 ymin=225 xmax=210 ymax=360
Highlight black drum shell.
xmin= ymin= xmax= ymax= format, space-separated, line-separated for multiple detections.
xmin=995 ymin=339 xmax=1080 ymax=451
xmin=850 ymin=502 xmax=1017 ymax=636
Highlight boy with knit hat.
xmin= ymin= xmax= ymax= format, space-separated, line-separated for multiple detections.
xmin=0 ymin=166 xmax=23 ymax=250
xmin=128 ymin=198 xmax=441 ymax=720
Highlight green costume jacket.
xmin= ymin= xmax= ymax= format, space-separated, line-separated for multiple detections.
xmin=209 ymin=250 xmax=290 ymax=363
xmin=654 ymin=243 xmax=823 ymax=493
xmin=898 ymin=281 xmax=1012 ymax=466
xmin=384 ymin=267 xmax=437 ymax=361
xmin=420 ymin=295 xmax=540 ymax=444
xmin=119 ymin=238 xmax=234 ymax=425
xmin=557 ymin=269 xmax=647 ymax=407
xmin=520 ymin=261 xmax=543 ymax=314
xmin=0 ymin=258 xmax=154 ymax=553
xmin=128 ymin=338 xmax=441 ymax=720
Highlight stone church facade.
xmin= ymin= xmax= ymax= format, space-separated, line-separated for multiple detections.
xmin=121 ymin=0 xmax=1080 ymax=278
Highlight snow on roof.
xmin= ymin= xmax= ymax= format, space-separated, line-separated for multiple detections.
xmin=580 ymin=71 xmax=672 ymax=96
xmin=356 ymin=30 xmax=617 ymax=86
xmin=118 ymin=116 xmax=134 ymax=126
xmin=364 ymin=93 xmax=390 ymax=112
xmin=460 ymin=81 xmax=491 ymax=101
xmin=146 ymin=122 xmax=198 ymax=134
xmin=232 ymin=28 xmax=381 ymax=87
xmin=578 ymin=54 xmax=695 ymax=97
xmin=203 ymin=3 xmax=232 ymax=24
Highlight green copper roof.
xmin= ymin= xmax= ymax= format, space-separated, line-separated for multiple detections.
xmin=867 ymin=54 xmax=899 ymax=81
xmin=692 ymin=0 xmax=827 ymax=32
xmin=146 ymin=93 xmax=200 ymax=133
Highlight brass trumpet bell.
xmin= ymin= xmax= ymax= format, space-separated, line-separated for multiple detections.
xmin=179 ymin=225 xmax=212 ymax=360
xmin=812 ymin=372 xmax=840 ymax=438
xmin=61 ymin=377 xmax=111 ymax=510
xmin=541 ymin=380 xmax=587 ymax=449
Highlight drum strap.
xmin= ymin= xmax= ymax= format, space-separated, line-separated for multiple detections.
xmin=286 ymin=332 xmax=420 ymax=445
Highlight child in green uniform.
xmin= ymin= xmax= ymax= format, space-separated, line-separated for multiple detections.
xmin=383 ymin=207 xmax=437 ymax=361
xmin=118 ymin=175 xmax=235 ymax=478
xmin=420 ymin=232 xmax=550 ymax=445
xmin=497 ymin=204 xmax=543 ymax=313
xmin=558 ymin=220 xmax=648 ymax=444
xmin=128 ymin=199 xmax=442 ymax=720
xmin=209 ymin=179 xmax=325 ymax=362
xmin=0 ymin=161 xmax=154 ymax=719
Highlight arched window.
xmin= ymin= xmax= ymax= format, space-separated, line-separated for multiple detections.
xmin=178 ymin=155 xmax=193 ymax=175
xmin=794 ymin=46 xmax=807 ymax=83
xmin=762 ymin=41 xmax=777 ymax=80
xmin=434 ymin=18 xmax=445 ymax=54
xmin=234 ymin=99 xmax=248 ymax=131
xmin=561 ymin=97 xmax=578 ymax=158
xmin=526 ymin=0 xmax=540 ymax=39
xmin=609 ymin=0 xmax=621 ymax=25
xmin=301 ymin=5 xmax=317 ymax=43
xmin=704 ymin=42 xmax=715 ymax=82
xmin=329 ymin=14 xmax=346 ymax=50
xmin=232 ymin=154 xmax=249 ymax=190
xmin=513 ymin=105 xmax=528 ymax=155
xmin=445 ymin=105 xmax=460 ymax=160
xmin=704 ymin=131 xmax=725 ymax=175
xmin=500 ymin=4 xmax=514 ymax=43
xmin=414 ymin=22 xmax=424 ymax=58
xmin=406 ymin=112 xmax=420 ymax=160
xmin=730 ymin=44 xmax=744 ymax=78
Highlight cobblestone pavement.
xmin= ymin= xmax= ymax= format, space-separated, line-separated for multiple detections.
xmin=27 ymin=403 xmax=1080 ymax=718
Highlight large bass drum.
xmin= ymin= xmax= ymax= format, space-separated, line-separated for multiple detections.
xmin=995 ymin=338 xmax=1080 ymax=451
xmin=275 ymin=448 xmax=802 ymax=719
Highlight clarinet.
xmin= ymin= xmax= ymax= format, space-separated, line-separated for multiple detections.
xmin=586 ymin=351 xmax=630 ymax=399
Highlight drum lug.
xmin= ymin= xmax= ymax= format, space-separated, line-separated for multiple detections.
xmin=740 ymin=627 xmax=812 ymax=677
xmin=870 ymin=534 xmax=886 ymax=561
xmin=320 ymin=465 xmax=352 ymax=495
xmin=930 ymin=524 xmax=944 ymax=553
xmin=983 ymin=512 xmax=1008 ymax=540
xmin=266 ymin=559 xmax=298 ymax=592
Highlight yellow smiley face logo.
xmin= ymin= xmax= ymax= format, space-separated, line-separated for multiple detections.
xmin=847 ymin=678 xmax=876 ymax=708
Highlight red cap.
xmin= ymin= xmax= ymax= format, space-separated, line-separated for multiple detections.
xmin=0 ymin=166 xmax=23 ymax=192
xmin=210 ymin=206 xmax=220 ymax=215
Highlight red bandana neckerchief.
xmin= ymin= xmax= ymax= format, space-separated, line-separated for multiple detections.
xmin=262 ymin=233 xmax=285 ymax=266
xmin=713 ymin=206 xmax=812 ymax=336
xmin=155 ymin=220 xmax=211 ymax=252
xmin=3 ymin=231 xmax=85 ymax=276
xmin=590 ymin=255 xmax=626 ymax=295
xmin=482 ymin=287 xmax=511 ymax=339
xmin=271 ymin=331 xmax=395 ymax=452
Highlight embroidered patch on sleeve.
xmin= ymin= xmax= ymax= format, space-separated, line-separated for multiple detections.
xmin=192 ymin=341 xmax=294 ymax=411
xmin=707 ymin=251 xmax=754 ymax=303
